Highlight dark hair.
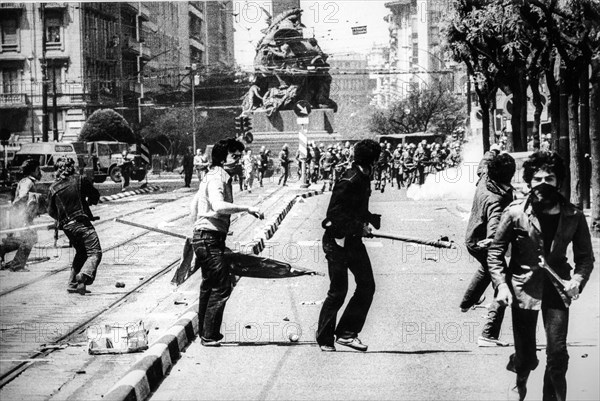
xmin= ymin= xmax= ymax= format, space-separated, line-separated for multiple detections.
xmin=211 ymin=138 xmax=245 ymax=166
xmin=21 ymin=159 xmax=40 ymax=176
xmin=487 ymin=153 xmax=516 ymax=184
xmin=522 ymin=151 xmax=566 ymax=185
xmin=353 ymin=139 xmax=381 ymax=167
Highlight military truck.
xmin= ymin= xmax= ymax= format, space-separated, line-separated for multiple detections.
xmin=72 ymin=141 xmax=147 ymax=184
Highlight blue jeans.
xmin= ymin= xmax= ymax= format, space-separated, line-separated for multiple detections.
xmin=316 ymin=233 xmax=375 ymax=346
xmin=192 ymin=230 xmax=232 ymax=342
xmin=460 ymin=248 xmax=506 ymax=339
xmin=63 ymin=220 xmax=102 ymax=287
xmin=510 ymin=306 xmax=569 ymax=401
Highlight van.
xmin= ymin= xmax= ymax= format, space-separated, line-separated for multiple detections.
xmin=9 ymin=142 xmax=91 ymax=193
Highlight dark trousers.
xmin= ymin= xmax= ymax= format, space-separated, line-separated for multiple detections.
xmin=0 ymin=230 xmax=37 ymax=270
xmin=278 ymin=164 xmax=289 ymax=185
xmin=63 ymin=220 xmax=102 ymax=287
xmin=510 ymin=306 xmax=569 ymax=401
xmin=259 ymin=169 xmax=266 ymax=186
xmin=316 ymin=234 xmax=375 ymax=346
xmin=460 ymin=248 xmax=506 ymax=339
xmin=184 ymin=168 xmax=193 ymax=187
xmin=192 ymin=230 xmax=232 ymax=342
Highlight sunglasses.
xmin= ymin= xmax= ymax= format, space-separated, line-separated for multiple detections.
xmin=231 ymin=153 xmax=242 ymax=160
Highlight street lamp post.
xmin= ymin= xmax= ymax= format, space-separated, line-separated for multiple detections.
xmin=190 ymin=63 xmax=197 ymax=152
xmin=401 ymin=46 xmax=455 ymax=91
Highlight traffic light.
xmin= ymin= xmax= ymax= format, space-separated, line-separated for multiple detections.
xmin=234 ymin=116 xmax=243 ymax=133
xmin=242 ymin=116 xmax=252 ymax=133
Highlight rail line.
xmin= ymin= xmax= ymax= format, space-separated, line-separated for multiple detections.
xmin=0 ymin=185 xmax=286 ymax=387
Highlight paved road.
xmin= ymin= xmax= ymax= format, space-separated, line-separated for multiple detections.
xmin=150 ymin=186 xmax=599 ymax=401
xmin=0 ymin=180 xmax=298 ymax=400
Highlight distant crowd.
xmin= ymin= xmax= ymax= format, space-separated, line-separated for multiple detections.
xmin=182 ymin=139 xmax=467 ymax=193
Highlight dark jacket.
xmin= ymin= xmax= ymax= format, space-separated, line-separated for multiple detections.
xmin=487 ymin=196 xmax=595 ymax=309
xmin=465 ymin=177 xmax=514 ymax=252
xmin=48 ymin=175 xmax=100 ymax=228
xmin=324 ymin=165 xmax=374 ymax=238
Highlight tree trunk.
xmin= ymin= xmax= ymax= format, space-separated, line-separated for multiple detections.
xmin=568 ymin=77 xmax=582 ymax=208
xmin=481 ymin=102 xmax=491 ymax=154
xmin=590 ymin=59 xmax=600 ymax=237
xmin=579 ymin=68 xmax=590 ymax=209
xmin=530 ymin=77 xmax=544 ymax=150
xmin=559 ymin=67 xmax=570 ymax=199
xmin=519 ymin=74 xmax=529 ymax=151
xmin=546 ymin=58 xmax=560 ymax=151
xmin=509 ymin=93 xmax=521 ymax=152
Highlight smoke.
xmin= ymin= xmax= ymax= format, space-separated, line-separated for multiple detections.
xmin=406 ymin=136 xmax=484 ymax=201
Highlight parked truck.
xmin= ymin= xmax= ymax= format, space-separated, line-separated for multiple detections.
xmin=72 ymin=141 xmax=148 ymax=184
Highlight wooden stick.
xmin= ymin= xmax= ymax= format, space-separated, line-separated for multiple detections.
xmin=114 ymin=218 xmax=188 ymax=239
xmin=0 ymin=223 xmax=55 ymax=235
xmin=370 ymin=230 xmax=455 ymax=249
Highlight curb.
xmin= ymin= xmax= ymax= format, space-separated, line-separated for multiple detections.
xmin=102 ymin=187 xmax=324 ymax=401
xmin=248 ymin=188 xmax=324 ymax=255
xmin=103 ymin=306 xmax=199 ymax=401
xmin=99 ymin=185 xmax=161 ymax=203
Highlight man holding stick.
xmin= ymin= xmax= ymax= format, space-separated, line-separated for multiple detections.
xmin=316 ymin=139 xmax=381 ymax=352
xmin=488 ymin=151 xmax=595 ymax=401
xmin=190 ymin=138 xmax=263 ymax=347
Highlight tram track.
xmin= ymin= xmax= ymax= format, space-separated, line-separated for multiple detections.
xmin=0 ymin=185 xmax=287 ymax=388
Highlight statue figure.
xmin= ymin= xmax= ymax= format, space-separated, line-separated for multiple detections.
xmin=240 ymin=7 xmax=337 ymax=117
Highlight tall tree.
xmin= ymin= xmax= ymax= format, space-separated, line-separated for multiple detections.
xmin=368 ymin=83 xmax=465 ymax=138
xmin=79 ymin=109 xmax=138 ymax=143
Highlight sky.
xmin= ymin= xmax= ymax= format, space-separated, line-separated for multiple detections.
xmin=232 ymin=0 xmax=391 ymax=69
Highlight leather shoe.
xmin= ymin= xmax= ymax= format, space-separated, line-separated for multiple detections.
xmin=336 ymin=337 xmax=368 ymax=352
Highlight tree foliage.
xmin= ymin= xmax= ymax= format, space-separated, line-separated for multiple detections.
xmin=445 ymin=0 xmax=600 ymax=233
xmin=139 ymin=106 xmax=238 ymax=157
xmin=78 ymin=109 xmax=138 ymax=143
xmin=369 ymin=82 xmax=465 ymax=138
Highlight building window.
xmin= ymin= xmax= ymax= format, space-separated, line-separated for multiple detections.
xmin=49 ymin=111 xmax=64 ymax=133
xmin=1 ymin=16 xmax=19 ymax=52
xmin=45 ymin=12 xmax=63 ymax=48
xmin=0 ymin=68 xmax=20 ymax=94
xmin=48 ymin=65 xmax=63 ymax=95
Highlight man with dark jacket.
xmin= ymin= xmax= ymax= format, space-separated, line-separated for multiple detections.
xmin=316 ymin=139 xmax=381 ymax=352
xmin=277 ymin=144 xmax=290 ymax=186
xmin=460 ymin=153 xmax=516 ymax=346
xmin=182 ymin=147 xmax=194 ymax=188
xmin=489 ymin=151 xmax=595 ymax=401
xmin=48 ymin=157 xmax=102 ymax=295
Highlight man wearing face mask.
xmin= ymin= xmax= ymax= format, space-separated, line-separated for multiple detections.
xmin=487 ymin=151 xmax=595 ymax=401
xmin=190 ymin=138 xmax=263 ymax=347
xmin=316 ymin=139 xmax=382 ymax=352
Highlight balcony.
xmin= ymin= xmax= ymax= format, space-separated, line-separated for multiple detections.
xmin=139 ymin=3 xmax=150 ymax=21
xmin=122 ymin=36 xmax=140 ymax=56
xmin=45 ymin=3 xmax=68 ymax=9
xmin=0 ymin=93 xmax=27 ymax=108
xmin=189 ymin=37 xmax=205 ymax=52
xmin=140 ymin=43 xmax=151 ymax=60
xmin=0 ymin=3 xmax=25 ymax=10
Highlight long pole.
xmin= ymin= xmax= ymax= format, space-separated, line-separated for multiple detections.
xmin=191 ymin=65 xmax=196 ymax=152
xmin=52 ymin=65 xmax=59 ymax=141
xmin=41 ymin=3 xmax=49 ymax=142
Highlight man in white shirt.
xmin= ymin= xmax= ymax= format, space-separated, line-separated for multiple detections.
xmin=1 ymin=159 xmax=43 ymax=271
xmin=190 ymin=138 xmax=263 ymax=346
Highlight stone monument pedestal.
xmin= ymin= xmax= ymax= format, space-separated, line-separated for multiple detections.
xmin=249 ymin=109 xmax=339 ymax=155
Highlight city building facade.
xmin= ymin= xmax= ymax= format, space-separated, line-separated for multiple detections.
xmin=370 ymin=0 xmax=461 ymax=109
xmin=0 ymin=1 xmax=234 ymax=144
